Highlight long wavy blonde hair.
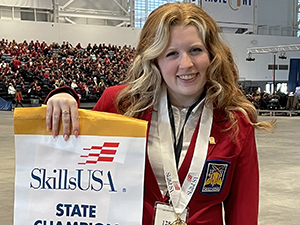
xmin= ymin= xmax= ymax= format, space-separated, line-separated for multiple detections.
xmin=115 ymin=2 xmax=273 ymax=131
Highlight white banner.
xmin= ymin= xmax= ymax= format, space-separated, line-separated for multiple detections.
xmin=202 ymin=0 xmax=254 ymax=25
xmin=14 ymin=107 xmax=148 ymax=225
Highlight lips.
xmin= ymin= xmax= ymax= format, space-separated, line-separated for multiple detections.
xmin=177 ymin=73 xmax=198 ymax=80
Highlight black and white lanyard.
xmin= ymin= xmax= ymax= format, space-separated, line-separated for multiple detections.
xmin=167 ymin=92 xmax=205 ymax=168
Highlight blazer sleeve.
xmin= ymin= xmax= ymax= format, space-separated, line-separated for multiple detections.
xmin=224 ymin=125 xmax=259 ymax=225
xmin=43 ymin=86 xmax=80 ymax=107
xmin=92 ymin=84 xmax=126 ymax=113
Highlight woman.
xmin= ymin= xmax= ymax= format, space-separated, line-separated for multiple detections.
xmin=45 ymin=3 xmax=273 ymax=225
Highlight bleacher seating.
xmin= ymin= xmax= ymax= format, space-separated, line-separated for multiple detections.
xmin=0 ymin=39 xmax=136 ymax=105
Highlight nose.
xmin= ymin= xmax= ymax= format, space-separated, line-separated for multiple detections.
xmin=179 ymin=52 xmax=193 ymax=69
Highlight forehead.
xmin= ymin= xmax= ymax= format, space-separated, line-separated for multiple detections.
xmin=167 ymin=25 xmax=204 ymax=45
xmin=169 ymin=24 xmax=199 ymax=34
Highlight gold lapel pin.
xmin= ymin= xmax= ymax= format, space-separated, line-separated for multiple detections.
xmin=209 ymin=137 xmax=216 ymax=144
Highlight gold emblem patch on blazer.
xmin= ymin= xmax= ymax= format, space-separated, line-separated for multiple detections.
xmin=200 ymin=160 xmax=230 ymax=195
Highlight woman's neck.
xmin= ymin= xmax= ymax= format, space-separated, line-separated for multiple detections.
xmin=171 ymin=102 xmax=194 ymax=110
xmin=168 ymin=91 xmax=204 ymax=110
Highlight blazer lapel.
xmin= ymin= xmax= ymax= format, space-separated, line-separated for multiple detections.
xmin=178 ymin=108 xmax=230 ymax=180
xmin=207 ymin=108 xmax=230 ymax=156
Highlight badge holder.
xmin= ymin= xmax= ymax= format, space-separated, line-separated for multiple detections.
xmin=153 ymin=202 xmax=189 ymax=225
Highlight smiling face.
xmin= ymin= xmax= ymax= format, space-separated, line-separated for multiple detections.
xmin=157 ymin=25 xmax=210 ymax=107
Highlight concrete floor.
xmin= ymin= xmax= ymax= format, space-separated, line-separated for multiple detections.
xmin=0 ymin=110 xmax=299 ymax=225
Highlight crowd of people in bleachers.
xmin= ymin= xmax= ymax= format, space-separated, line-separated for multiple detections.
xmin=1 ymin=38 xmax=300 ymax=111
xmin=0 ymin=38 xmax=136 ymax=106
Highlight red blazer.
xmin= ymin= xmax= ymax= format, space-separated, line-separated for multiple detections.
xmin=45 ymin=85 xmax=259 ymax=225
xmin=93 ymin=85 xmax=259 ymax=225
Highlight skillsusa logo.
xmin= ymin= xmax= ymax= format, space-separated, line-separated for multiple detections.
xmin=79 ymin=142 xmax=120 ymax=165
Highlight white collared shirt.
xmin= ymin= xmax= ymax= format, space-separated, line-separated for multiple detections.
xmin=148 ymin=98 xmax=205 ymax=196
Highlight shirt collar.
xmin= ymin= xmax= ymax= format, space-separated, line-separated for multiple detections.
xmin=153 ymin=93 xmax=206 ymax=115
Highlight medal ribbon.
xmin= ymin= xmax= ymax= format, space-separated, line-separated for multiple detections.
xmin=158 ymin=84 xmax=213 ymax=216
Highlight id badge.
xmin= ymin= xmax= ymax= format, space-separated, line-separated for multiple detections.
xmin=153 ymin=202 xmax=189 ymax=225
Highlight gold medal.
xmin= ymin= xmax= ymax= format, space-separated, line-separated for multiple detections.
xmin=171 ymin=215 xmax=187 ymax=225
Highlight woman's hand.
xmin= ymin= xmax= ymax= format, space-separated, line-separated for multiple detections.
xmin=46 ymin=93 xmax=79 ymax=141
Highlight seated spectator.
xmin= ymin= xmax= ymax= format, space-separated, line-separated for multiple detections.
xmin=71 ymin=80 xmax=78 ymax=89
xmin=66 ymin=55 xmax=72 ymax=64
xmin=75 ymin=43 xmax=82 ymax=49
xmin=44 ymin=70 xmax=50 ymax=79
xmin=0 ymin=60 xmax=7 ymax=69
xmin=258 ymin=92 xmax=269 ymax=110
xmin=8 ymin=83 xmax=16 ymax=96
xmin=286 ymin=92 xmax=299 ymax=110
xmin=53 ymin=80 xmax=60 ymax=89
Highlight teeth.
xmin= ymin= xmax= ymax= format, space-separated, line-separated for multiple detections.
xmin=178 ymin=74 xmax=196 ymax=80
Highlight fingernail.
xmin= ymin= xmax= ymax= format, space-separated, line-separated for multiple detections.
xmin=47 ymin=126 xmax=50 ymax=131
xmin=52 ymin=131 xmax=57 ymax=138
xmin=74 ymin=130 xmax=79 ymax=138
xmin=63 ymin=134 xmax=69 ymax=141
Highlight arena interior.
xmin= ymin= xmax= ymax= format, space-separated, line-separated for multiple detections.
xmin=0 ymin=1 xmax=300 ymax=225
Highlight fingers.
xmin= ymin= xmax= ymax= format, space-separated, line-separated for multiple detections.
xmin=62 ymin=99 xmax=79 ymax=141
xmin=61 ymin=109 xmax=71 ymax=141
xmin=51 ymin=105 xmax=63 ymax=138
xmin=46 ymin=98 xmax=63 ymax=137
xmin=46 ymin=93 xmax=79 ymax=141
xmin=46 ymin=103 xmax=53 ymax=131
xmin=70 ymin=102 xmax=80 ymax=138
